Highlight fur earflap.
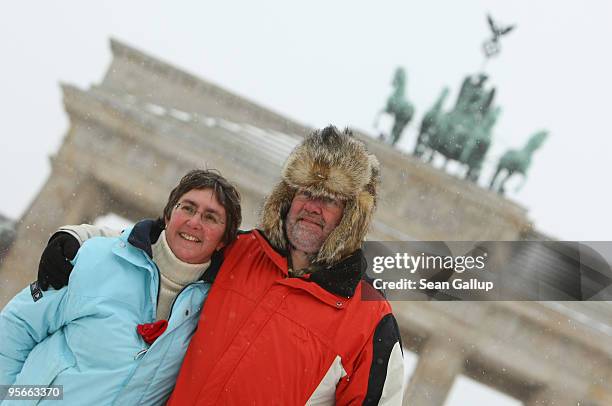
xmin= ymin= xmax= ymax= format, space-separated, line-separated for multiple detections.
xmin=260 ymin=126 xmax=380 ymax=265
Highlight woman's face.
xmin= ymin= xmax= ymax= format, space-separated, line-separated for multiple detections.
xmin=164 ymin=188 xmax=227 ymax=264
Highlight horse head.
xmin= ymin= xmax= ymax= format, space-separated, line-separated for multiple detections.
xmin=392 ymin=67 xmax=406 ymax=92
xmin=526 ymin=130 xmax=549 ymax=151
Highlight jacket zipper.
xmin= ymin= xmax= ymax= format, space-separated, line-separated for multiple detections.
xmin=149 ymin=258 xmax=204 ymax=321
xmin=167 ymin=280 xmax=204 ymax=321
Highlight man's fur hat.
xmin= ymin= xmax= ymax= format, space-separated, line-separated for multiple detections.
xmin=260 ymin=125 xmax=380 ymax=266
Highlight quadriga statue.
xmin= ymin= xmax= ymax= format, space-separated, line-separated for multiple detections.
xmin=414 ymin=73 xmax=497 ymax=183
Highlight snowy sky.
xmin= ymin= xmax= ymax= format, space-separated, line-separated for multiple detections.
xmin=1 ymin=0 xmax=611 ymax=245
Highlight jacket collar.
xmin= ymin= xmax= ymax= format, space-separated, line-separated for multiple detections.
xmin=127 ymin=218 xmax=164 ymax=259
xmin=308 ymin=250 xmax=366 ymax=298
xmin=255 ymin=229 xmax=365 ymax=298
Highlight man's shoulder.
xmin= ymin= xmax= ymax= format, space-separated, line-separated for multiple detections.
xmin=222 ymin=229 xmax=260 ymax=257
xmin=349 ymin=280 xmax=395 ymax=317
xmin=231 ymin=229 xmax=268 ymax=249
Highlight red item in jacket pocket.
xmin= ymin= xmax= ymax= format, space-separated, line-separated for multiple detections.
xmin=137 ymin=320 xmax=168 ymax=344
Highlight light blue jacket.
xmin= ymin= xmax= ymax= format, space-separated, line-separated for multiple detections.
xmin=0 ymin=220 xmax=210 ymax=405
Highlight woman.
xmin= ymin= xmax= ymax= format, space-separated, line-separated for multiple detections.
xmin=0 ymin=170 xmax=241 ymax=405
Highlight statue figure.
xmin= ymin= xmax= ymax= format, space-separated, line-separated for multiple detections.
xmin=455 ymin=73 xmax=495 ymax=116
xmin=374 ymin=67 xmax=415 ymax=146
xmin=460 ymin=106 xmax=501 ymax=181
xmin=414 ymin=87 xmax=449 ymax=157
xmin=489 ymin=130 xmax=549 ymax=195
xmin=403 ymin=13 xmax=521 ymax=185
xmin=483 ymin=14 xmax=516 ymax=58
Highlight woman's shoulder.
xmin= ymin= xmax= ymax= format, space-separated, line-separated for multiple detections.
xmin=77 ymin=235 xmax=124 ymax=261
xmin=70 ymin=236 xmax=143 ymax=289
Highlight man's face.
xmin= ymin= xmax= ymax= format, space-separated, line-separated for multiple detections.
xmin=165 ymin=188 xmax=227 ymax=264
xmin=285 ymin=190 xmax=345 ymax=255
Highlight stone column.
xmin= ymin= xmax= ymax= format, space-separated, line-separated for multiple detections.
xmin=403 ymin=336 xmax=465 ymax=406
xmin=0 ymin=163 xmax=108 ymax=308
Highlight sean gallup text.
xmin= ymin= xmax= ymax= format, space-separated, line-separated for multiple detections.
xmin=373 ymin=278 xmax=494 ymax=292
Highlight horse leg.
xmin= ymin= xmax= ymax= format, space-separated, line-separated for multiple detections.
xmin=466 ymin=165 xmax=479 ymax=182
xmin=414 ymin=133 xmax=426 ymax=157
xmin=498 ymin=171 xmax=513 ymax=195
xmin=464 ymin=162 xmax=472 ymax=179
xmin=391 ymin=120 xmax=407 ymax=146
xmin=413 ymin=142 xmax=423 ymax=157
xmin=489 ymin=167 xmax=501 ymax=190
xmin=391 ymin=134 xmax=400 ymax=146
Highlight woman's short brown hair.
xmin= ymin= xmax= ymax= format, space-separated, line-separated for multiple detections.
xmin=163 ymin=169 xmax=242 ymax=246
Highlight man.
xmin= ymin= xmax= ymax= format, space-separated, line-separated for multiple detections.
xmin=0 ymin=170 xmax=241 ymax=405
xmin=38 ymin=126 xmax=404 ymax=404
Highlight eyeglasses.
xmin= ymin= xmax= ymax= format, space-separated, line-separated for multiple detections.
xmin=294 ymin=190 xmax=344 ymax=210
xmin=175 ymin=202 xmax=225 ymax=226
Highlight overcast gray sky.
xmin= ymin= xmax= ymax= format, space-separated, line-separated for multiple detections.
xmin=1 ymin=0 xmax=611 ymax=244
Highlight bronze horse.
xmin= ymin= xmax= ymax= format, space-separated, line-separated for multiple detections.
xmin=374 ymin=67 xmax=415 ymax=146
xmin=489 ymin=130 xmax=549 ymax=194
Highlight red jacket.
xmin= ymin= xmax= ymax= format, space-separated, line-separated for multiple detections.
xmin=168 ymin=230 xmax=404 ymax=405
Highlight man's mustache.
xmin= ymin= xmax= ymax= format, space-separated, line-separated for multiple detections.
xmin=297 ymin=214 xmax=325 ymax=228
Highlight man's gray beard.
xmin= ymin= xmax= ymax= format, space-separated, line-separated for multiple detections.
xmin=286 ymin=221 xmax=324 ymax=255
